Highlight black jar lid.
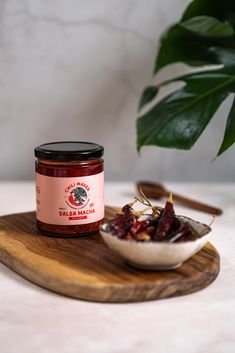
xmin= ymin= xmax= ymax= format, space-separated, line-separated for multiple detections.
xmin=34 ymin=141 xmax=104 ymax=161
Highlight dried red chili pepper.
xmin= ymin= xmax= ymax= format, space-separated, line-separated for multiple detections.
xmin=108 ymin=193 xmax=200 ymax=243
xmin=154 ymin=193 xmax=175 ymax=240
xmin=122 ymin=204 xmax=137 ymax=228
xmin=167 ymin=221 xmax=196 ymax=243
xmin=109 ymin=214 xmax=128 ymax=238
xmin=109 ymin=204 xmax=137 ymax=238
xmin=130 ymin=220 xmax=151 ymax=237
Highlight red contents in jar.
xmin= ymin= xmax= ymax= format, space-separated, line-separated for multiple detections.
xmin=35 ymin=141 xmax=104 ymax=237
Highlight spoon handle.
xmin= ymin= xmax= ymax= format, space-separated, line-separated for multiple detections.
xmin=171 ymin=193 xmax=223 ymax=215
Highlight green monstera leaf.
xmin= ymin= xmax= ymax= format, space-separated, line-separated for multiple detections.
xmin=217 ymin=96 xmax=235 ymax=155
xmin=137 ymin=0 xmax=235 ymax=156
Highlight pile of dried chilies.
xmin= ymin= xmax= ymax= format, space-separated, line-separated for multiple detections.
xmin=107 ymin=191 xmax=200 ymax=243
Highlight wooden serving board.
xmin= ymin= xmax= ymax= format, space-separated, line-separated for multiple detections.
xmin=0 ymin=207 xmax=220 ymax=302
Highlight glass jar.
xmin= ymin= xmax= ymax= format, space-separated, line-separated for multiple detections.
xmin=34 ymin=141 xmax=104 ymax=237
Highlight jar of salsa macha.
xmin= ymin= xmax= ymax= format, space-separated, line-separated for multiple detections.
xmin=34 ymin=141 xmax=104 ymax=237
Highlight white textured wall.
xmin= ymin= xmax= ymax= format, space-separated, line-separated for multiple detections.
xmin=0 ymin=0 xmax=234 ymax=181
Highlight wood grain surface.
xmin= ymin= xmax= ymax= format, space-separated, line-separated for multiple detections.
xmin=0 ymin=207 xmax=220 ymax=302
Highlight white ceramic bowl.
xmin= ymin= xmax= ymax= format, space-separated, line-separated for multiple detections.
xmin=100 ymin=216 xmax=211 ymax=270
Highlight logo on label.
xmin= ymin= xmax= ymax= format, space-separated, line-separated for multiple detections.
xmin=67 ymin=186 xmax=89 ymax=209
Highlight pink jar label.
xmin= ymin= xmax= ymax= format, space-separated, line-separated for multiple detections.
xmin=35 ymin=172 xmax=104 ymax=225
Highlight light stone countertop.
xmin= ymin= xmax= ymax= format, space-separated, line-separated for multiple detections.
xmin=0 ymin=181 xmax=235 ymax=353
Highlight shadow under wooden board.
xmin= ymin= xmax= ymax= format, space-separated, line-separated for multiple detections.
xmin=0 ymin=206 xmax=220 ymax=303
